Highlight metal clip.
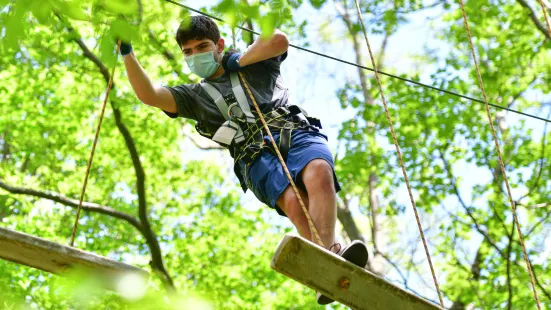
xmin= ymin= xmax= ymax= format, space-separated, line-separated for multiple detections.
xmin=228 ymin=102 xmax=239 ymax=119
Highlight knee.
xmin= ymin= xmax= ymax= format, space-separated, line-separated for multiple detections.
xmin=302 ymin=159 xmax=334 ymax=188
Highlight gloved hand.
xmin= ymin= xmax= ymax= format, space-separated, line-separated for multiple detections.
xmin=222 ymin=51 xmax=243 ymax=72
xmin=118 ymin=40 xmax=133 ymax=56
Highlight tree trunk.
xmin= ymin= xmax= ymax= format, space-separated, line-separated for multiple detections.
xmin=450 ymin=244 xmax=484 ymax=309
xmin=335 ymin=0 xmax=390 ymax=275
xmin=2 ymin=129 xmax=9 ymax=163
xmin=337 ymin=197 xmax=364 ymax=242
xmin=368 ymin=173 xmax=385 ymax=274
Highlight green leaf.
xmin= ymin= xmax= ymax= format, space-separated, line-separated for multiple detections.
xmin=217 ymin=0 xmax=237 ymax=12
xmin=111 ymin=18 xmax=136 ymax=43
xmin=99 ymin=32 xmax=117 ymax=68
xmin=0 ymin=0 xmax=11 ymax=8
xmin=51 ymin=0 xmax=89 ymax=21
xmin=241 ymin=5 xmax=260 ymax=20
xmin=3 ymin=8 xmax=25 ymax=51
xmin=30 ymin=1 xmax=52 ymax=24
xmin=218 ymin=0 xmax=238 ymax=27
xmin=103 ymin=0 xmax=139 ymax=15
xmin=309 ymin=0 xmax=325 ymax=9
xmin=259 ymin=13 xmax=276 ymax=38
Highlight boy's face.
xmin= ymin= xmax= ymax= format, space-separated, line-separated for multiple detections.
xmin=181 ymin=38 xmax=224 ymax=60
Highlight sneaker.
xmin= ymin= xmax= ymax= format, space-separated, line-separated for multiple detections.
xmin=316 ymin=240 xmax=369 ymax=305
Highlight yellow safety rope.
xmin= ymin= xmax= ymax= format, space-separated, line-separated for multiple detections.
xmin=351 ymin=0 xmax=445 ymax=307
xmin=238 ymin=72 xmax=325 ymax=248
xmin=457 ymin=1 xmax=541 ymax=308
xmin=536 ymin=0 xmax=551 ymax=39
xmin=70 ymin=41 xmax=121 ymax=247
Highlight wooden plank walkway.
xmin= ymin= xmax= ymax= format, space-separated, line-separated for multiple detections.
xmin=271 ymin=234 xmax=442 ymax=310
xmin=0 ymin=227 xmax=148 ymax=281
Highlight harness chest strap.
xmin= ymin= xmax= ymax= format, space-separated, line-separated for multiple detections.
xmin=201 ymin=82 xmax=229 ymax=117
xmin=200 ymin=72 xmax=267 ymax=147
xmin=230 ymin=72 xmax=256 ymax=123
xmin=200 ymin=72 xmax=322 ymax=162
xmin=200 ymin=79 xmax=245 ymax=144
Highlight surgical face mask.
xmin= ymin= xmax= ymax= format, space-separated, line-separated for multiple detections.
xmin=185 ymin=51 xmax=220 ymax=78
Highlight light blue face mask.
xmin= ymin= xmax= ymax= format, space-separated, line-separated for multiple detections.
xmin=185 ymin=51 xmax=220 ymax=78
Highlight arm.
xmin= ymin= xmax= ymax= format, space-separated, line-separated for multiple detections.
xmin=123 ymin=52 xmax=177 ymax=113
xmin=237 ymin=29 xmax=289 ymax=67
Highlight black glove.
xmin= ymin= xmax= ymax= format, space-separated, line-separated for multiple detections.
xmin=119 ymin=41 xmax=132 ymax=56
xmin=222 ymin=50 xmax=243 ymax=72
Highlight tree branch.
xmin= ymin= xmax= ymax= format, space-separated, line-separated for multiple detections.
xmin=72 ymin=34 xmax=112 ymax=86
xmin=148 ymin=29 xmax=177 ymax=63
xmin=187 ymin=134 xmax=225 ymax=150
xmin=181 ymin=121 xmax=225 ymax=150
xmin=56 ymin=15 xmax=175 ymax=290
xmin=336 ymin=196 xmax=364 ymax=242
xmin=518 ymin=108 xmax=551 ymax=201
xmin=109 ymin=99 xmax=174 ymax=289
xmin=526 ymin=255 xmax=551 ymax=301
xmin=244 ymin=18 xmax=254 ymax=46
xmin=516 ymin=0 xmax=551 ymax=41
xmin=1 ymin=128 xmax=10 ymax=163
xmin=450 ymin=242 xmax=485 ymax=309
xmin=0 ymin=180 xmax=143 ymax=233
xmin=336 ymin=0 xmax=390 ymax=276
xmin=377 ymin=28 xmax=391 ymax=69
xmin=367 ymin=173 xmax=385 ymax=275
xmin=518 ymin=202 xmax=551 ymax=209
xmin=506 ymin=222 xmax=514 ymax=310
xmin=136 ymin=0 xmax=143 ymax=25
xmin=507 ymin=75 xmax=539 ymax=109
xmin=523 ymin=208 xmax=551 ymax=237
xmin=335 ymin=1 xmax=374 ymax=106
xmin=374 ymin=248 xmax=440 ymax=305
xmin=439 ymin=149 xmax=506 ymax=258
xmin=393 ymin=1 xmax=444 ymax=14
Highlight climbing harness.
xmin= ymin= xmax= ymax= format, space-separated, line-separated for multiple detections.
xmin=199 ymin=71 xmax=322 ymax=190
xmin=199 ymin=69 xmax=326 ymax=247
xmin=237 ymin=71 xmax=326 ymax=247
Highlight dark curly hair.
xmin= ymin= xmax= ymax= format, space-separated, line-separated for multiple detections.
xmin=175 ymin=15 xmax=221 ymax=48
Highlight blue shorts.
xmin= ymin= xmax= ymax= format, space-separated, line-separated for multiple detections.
xmin=238 ymin=130 xmax=341 ymax=217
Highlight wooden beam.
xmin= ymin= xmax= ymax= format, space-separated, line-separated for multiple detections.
xmin=0 ymin=227 xmax=148 ymax=282
xmin=271 ymin=234 xmax=442 ymax=310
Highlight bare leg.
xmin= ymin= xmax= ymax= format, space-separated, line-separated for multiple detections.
xmin=276 ymin=159 xmax=338 ymax=253
xmin=300 ymin=159 xmax=337 ymax=252
xmin=276 ymin=186 xmax=312 ymax=240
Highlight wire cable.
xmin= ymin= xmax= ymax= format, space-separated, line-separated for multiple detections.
xmin=164 ymin=0 xmax=551 ymax=124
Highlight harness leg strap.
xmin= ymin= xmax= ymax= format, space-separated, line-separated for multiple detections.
xmin=279 ymin=128 xmax=293 ymax=162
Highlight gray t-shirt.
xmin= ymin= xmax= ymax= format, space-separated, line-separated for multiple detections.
xmin=163 ymin=52 xmax=289 ymax=137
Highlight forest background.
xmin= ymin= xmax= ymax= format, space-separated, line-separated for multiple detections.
xmin=1 ymin=0 xmax=550 ymax=309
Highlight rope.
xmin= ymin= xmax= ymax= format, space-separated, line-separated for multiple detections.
xmin=70 ymin=41 xmax=121 ymax=247
xmin=457 ymin=2 xmax=541 ymax=308
xmin=536 ymin=0 xmax=551 ymax=39
xmin=237 ymin=72 xmax=325 ymax=248
xmin=351 ymin=0 xmax=445 ymax=307
xmin=163 ymin=0 xmax=551 ymax=124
